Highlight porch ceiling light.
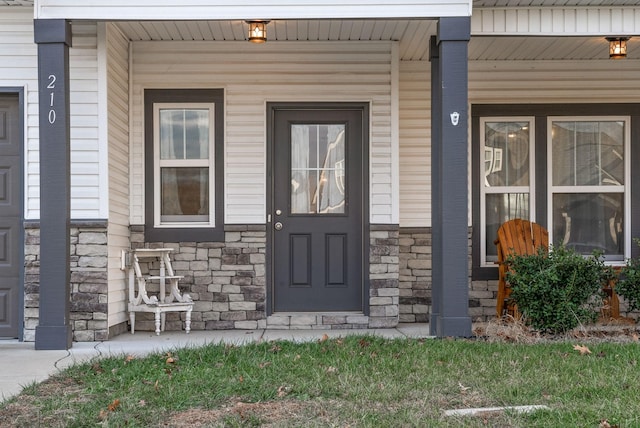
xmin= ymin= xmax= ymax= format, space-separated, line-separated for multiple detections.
xmin=606 ymin=37 xmax=630 ymax=59
xmin=246 ymin=20 xmax=270 ymax=44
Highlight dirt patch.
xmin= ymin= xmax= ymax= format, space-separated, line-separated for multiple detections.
xmin=474 ymin=317 xmax=640 ymax=344
xmin=166 ymin=399 xmax=333 ymax=427
xmin=0 ymin=376 xmax=86 ymax=428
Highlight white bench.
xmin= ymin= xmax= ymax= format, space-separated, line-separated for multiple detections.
xmin=121 ymin=248 xmax=193 ymax=335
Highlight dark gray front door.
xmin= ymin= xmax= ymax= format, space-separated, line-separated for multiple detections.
xmin=271 ymin=105 xmax=366 ymax=312
xmin=0 ymin=94 xmax=22 ymax=338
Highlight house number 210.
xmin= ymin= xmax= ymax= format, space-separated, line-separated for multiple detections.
xmin=47 ymin=74 xmax=56 ymax=124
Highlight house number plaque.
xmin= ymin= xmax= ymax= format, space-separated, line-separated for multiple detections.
xmin=47 ymin=74 xmax=57 ymax=124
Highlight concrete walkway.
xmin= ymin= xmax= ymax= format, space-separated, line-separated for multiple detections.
xmin=0 ymin=324 xmax=433 ymax=403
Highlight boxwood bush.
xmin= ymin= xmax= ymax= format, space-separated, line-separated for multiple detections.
xmin=505 ymin=246 xmax=610 ymax=334
xmin=616 ymin=241 xmax=640 ymax=316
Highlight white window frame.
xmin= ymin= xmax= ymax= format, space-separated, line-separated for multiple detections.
xmin=547 ymin=116 xmax=631 ymax=263
xmin=153 ymin=102 xmax=216 ymax=228
xmin=479 ymin=117 xmax=536 ymax=267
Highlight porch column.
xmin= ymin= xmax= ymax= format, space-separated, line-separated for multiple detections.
xmin=430 ymin=17 xmax=472 ymax=337
xmin=34 ymin=19 xmax=73 ymax=350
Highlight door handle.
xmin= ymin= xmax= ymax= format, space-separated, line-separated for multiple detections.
xmin=274 ymin=222 xmax=283 ymax=231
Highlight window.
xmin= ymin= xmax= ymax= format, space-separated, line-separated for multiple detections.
xmin=472 ymin=104 xmax=639 ymax=279
xmin=549 ymin=117 xmax=629 ymax=262
xmin=480 ymin=118 xmax=534 ymax=265
xmin=145 ymin=89 xmax=224 ymax=242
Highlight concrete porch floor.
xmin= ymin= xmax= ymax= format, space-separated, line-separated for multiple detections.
xmin=1 ymin=323 xmax=433 ymax=403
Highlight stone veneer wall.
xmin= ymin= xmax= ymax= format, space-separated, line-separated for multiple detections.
xmin=399 ymin=228 xmax=432 ymax=323
xmin=24 ymin=221 xmax=109 ymax=342
xmin=399 ymin=227 xmax=492 ymax=323
xmin=129 ymin=225 xmax=267 ymax=331
xmin=130 ymin=224 xmax=400 ymax=331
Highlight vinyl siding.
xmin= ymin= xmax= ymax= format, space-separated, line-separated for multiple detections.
xmin=0 ymin=8 xmax=38 ymax=219
xmin=130 ymin=41 xmax=394 ymax=225
xmin=399 ymin=60 xmax=430 ymax=227
xmin=0 ymin=9 xmax=103 ymax=220
xmin=396 ymin=58 xmax=640 ymax=228
xmin=68 ymin=22 xmax=103 ymax=218
xmin=105 ymin=23 xmax=130 ymax=329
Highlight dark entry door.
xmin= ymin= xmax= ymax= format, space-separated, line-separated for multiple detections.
xmin=271 ymin=105 xmax=366 ymax=312
xmin=0 ymin=94 xmax=22 ymax=338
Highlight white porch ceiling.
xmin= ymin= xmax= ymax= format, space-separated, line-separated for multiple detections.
xmin=116 ymin=20 xmax=637 ymax=61
xmin=473 ymin=0 xmax=640 ymax=5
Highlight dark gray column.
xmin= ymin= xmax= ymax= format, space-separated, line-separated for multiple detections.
xmin=429 ymin=36 xmax=442 ymax=333
xmin=34 ymin=19 xmax=73 ymax=350
xmin=430 ymin=17 xmax=472 ymax=337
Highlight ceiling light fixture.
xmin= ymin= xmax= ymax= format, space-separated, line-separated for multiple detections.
xmin=606 ymin=37 xmax=630 ymax=59
xmin=246 ymin=20 xmax=270 ymax=44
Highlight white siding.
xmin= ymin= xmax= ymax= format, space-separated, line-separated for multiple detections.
xmin=469 ymin=59 xmax=640 ymax=103
xmin=69 ymin=22 xmax=103 ymax=219
xmin=105 ymin=23 xmax=130 ymax=328
xmin=0 ymin=10 xmax=104 ymax=220
xmin=397 ymin=58 xmax=640 ymax=228
xmin=0 ymin=8 xmax=39 ymax=219
xmin=399 ymin=61 xmax=430 ymax=227
xmin=130 ymin=41 xmax=394 ymax=225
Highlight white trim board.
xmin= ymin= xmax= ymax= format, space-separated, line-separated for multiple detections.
xmin=34 ymin=1 xmax=472 ymax=20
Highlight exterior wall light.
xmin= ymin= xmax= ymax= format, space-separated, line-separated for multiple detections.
xmin=606 ymin=37 xmax=630 ymax=59
xmin=246 ymin=21 xmax=270 ymax=43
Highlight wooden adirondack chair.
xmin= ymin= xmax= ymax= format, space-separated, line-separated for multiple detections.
xmin=494 ymin=218 xmax=549 ymax=318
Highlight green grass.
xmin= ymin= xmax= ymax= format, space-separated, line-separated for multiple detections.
xmin=2 ymin=336 xmax=639 ymax=427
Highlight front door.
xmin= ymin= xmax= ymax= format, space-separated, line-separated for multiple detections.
xmin=0 ymin=94 xmax=22 ymax=338
xmin=269 ymin=104 xmax=367 ymax=312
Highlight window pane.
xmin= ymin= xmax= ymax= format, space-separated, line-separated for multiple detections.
xmin=485 ymin=193 xmax=530 ymax=259
xmin=159 ymin=108 xmax=210 ymax=160
xmin=291 ymin=124 xmax=345 ymax=214
xmin=552 ymin=121 xmax=624 ymax=186
xmin=552 ymin=193 xmax=623 ymax=259
xmin=484 ymin=121 xmax=530 ymax=187
xmin=161 ymin=167 xmax=209 ymax=221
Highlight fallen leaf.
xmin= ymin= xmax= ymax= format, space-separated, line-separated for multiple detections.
xmin=91 ymin=363 xmax=104 ymax=374
xmin=270 ymin=344 xmax=282 ymax=353
xmin=325 ymin=366 xmax=338 ymax=374
xmin=166 ymin=357 xmax=175 ymax=364
xmin=107 ymin=399 xmax=120 ymax=412
xmin=358 ymin=338 xmax=370 ymax=348
xmin=293 ymin=354 xmax=301 ymax=361
xmin=458 ymin=382 xmax=471 ymax=393
xmin=154 ymin=380 xmax=160 ymax=392
xmin=573 ymin=344 xmax=592 ymax=355
xmin=259 ymin=362 xmax=271 ymax=369
xmin=138 ymin=400 xmax=146 ymax=407
xmin=632 ymin=333 xmax=639 ymax=342
xmin=125 ymin=355 xmax=135 ymax=363
xmin=319 ymin=333 xmax=329 ymax=343
xmin=239 ymin=376 xmax=244 ymax=383
xmin=277 ymin=385 xmax=289 ymax=397
xmin=98 ymin=409 xmax=109 ymax=420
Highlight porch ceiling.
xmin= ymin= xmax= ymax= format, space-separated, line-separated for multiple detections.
xmin=115 ymin=20 xmax=636 ymax=61
xmin=473 ymin=0 xmax=639 ymax=5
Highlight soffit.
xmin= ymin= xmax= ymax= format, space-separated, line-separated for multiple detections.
xmin=0 ymin=0 xmax=33 ymax=5
xmin=473 ymin=0 xmax=640 ymax=6
xmin=117 ymin=20 xmax=636 ymax=61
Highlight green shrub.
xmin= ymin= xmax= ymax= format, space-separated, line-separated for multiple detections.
xmin=616 ymin=241 xmax=640 ymax=316
xmin=505 ymin=246 xmax=609 ymax=334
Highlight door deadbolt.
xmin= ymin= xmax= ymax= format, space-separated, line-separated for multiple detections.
xmin=274 ymin=222 xmax=283 ymax=231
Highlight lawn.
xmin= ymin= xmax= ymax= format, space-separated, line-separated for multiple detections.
xmin=1 ymin=335 xmax=639 ymax=427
